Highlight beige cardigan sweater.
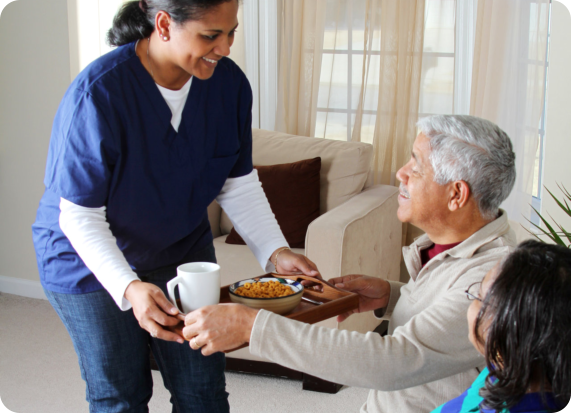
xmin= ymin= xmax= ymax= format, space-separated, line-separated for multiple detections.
xmin=249 ymin=212 xmax=516 ymax=413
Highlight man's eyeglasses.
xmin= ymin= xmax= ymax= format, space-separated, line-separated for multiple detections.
xmin=465 ymin=281 xmax=483 ymax=302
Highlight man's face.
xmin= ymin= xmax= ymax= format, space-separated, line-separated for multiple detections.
xmin=395 ymin=133 xmax=450 ymax=230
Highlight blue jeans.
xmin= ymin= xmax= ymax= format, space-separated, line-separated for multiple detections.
xmin=45 ymin=243 xmax=229 ymax=413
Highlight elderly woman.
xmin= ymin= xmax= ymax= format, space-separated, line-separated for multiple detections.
xmin=31 ymin=1 xmax=318 ymax=412
xmin=433 ymin=240 xmax=571 ymax=413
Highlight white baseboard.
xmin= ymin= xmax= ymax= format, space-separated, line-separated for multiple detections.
xmin=0 ymin=275 xmax=47 ymax=300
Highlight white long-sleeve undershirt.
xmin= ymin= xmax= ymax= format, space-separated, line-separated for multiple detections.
xmin=59 ymin=169 xmax=288 ymax=311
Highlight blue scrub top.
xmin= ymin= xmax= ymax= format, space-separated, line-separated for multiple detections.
xmin=32 ymin=41 xmax=253 ymax=294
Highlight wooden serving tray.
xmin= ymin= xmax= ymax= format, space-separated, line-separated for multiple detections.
xmin=168 ymin=273 xmax=359 ymax=346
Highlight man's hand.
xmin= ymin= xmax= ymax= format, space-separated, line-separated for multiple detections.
xmin=183 ymin=304 xmax=259 ymax=356
xmin=328 ymin=274 xmax=391 ymax=322
xmin=124 ymin=280 xmax=184 ymax=343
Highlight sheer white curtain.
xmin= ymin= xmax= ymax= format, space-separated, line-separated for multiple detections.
xmin=350 ymin=0 xmax=425 ymax=187
xmin=276 ymin=0 xmax=427 ymax=187
xmin=275 ymin=0 xmax=327 ymax=136
xmin=470 ymin=0 xmax=550 ymax=226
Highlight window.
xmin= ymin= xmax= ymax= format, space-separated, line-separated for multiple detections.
xmin=420 ymin=0 xmax=457 ymax=117
xmin=531 ymin=0 xmax=552 ymax=225
xmin=313 ymin=0 xmax=459 ymax=142
xmin=314 ymin=0 xmax=368 ymax=142
xmin=238 ymin=0 xmax=279 ymax=130
xmin=67 ymin=0 xmax=126 ymax=80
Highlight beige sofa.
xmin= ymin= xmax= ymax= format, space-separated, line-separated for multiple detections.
xmin=208 ymin=128 xmax=402 ymax=390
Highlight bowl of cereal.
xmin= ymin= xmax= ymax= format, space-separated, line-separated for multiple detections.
xmin=228 ymin=277 xmax=304 ymax=315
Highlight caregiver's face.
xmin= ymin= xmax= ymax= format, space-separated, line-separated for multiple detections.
xmin=169 ymin=0 xmax=239 ymax=80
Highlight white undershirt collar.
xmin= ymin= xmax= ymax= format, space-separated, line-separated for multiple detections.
xmin=156 ymin=77 xmax=193 ymax=132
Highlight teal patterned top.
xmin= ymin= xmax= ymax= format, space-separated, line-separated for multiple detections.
xmin=431 ymin=367 xmax=560 ymax=413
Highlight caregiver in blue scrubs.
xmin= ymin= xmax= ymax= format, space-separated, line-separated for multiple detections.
xmin=31 ymin=0 xmax=319 ymax=412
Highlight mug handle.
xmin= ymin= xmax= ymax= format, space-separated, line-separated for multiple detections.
xmin=167 ymin=276 xmax=184 ymax=313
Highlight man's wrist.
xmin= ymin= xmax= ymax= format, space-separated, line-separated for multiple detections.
xmin=383 ymin=280 xmax=391 ymax=308
xmin=378 ymin=279 xmax=391 ymax=309
xmin=374 ymin=280 xmax=392 ymax=316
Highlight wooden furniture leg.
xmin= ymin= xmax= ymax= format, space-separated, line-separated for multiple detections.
xmin=225 ymin=358 xmax=342 ymax=394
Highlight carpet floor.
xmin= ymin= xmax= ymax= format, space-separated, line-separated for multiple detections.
xmin=0 ymin=292 xmax=368 ymax=413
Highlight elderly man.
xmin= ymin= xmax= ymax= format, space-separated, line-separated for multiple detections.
xmin=182 ymin=115 xmax=517 ymax=413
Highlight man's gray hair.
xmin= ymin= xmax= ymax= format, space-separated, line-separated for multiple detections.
xmin=417 ymin=115 xmax=516 ymax=220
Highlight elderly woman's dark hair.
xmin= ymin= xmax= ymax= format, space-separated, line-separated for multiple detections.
xmin=107 ymin=0 xmax=237 ymax=47
xmin=474 ymin=240 xmax=571 ymax=412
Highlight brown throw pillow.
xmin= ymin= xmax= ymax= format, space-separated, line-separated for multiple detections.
xmin=225 ymin=157 xmax=321 ymax=248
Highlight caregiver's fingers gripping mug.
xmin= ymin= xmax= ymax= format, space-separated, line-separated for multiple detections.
xmin=167 ymin=262 xmax=221 ymax=314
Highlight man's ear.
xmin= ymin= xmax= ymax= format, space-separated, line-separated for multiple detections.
xmin=448 ymin=180 xmax=470 ymax=212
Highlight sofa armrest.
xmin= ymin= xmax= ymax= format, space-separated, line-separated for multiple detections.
xmin=305 ymin=185 xmax=401 ymax=333
xmin=306 ymin=184 xmax=401 ymax=281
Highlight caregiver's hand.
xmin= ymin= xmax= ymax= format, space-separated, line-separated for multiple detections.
xmin=329 ymin=274 xmax=391 ymax=322
xmin=124 ymin=280 xmax=184 ymax=343
xmin=183 ymin=303 xmax=258 ymax=356
xmin=271 ymin=248 xmax=321 ymax=278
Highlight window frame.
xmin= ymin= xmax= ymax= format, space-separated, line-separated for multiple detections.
xmin=531 ymin=0 xmax=552 ymax=225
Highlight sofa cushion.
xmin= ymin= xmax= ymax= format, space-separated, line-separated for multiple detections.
xmin=220 ymin=129 xmax=373 ymax=235
xmin=252 ymin=129 xmax=373 ymax=214
xmin=225 ymin=157 xmax=321 ymax=248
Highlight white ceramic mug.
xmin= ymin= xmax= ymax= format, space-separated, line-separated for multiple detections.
xmin=167 ymin=262 xmax=221 ymax=314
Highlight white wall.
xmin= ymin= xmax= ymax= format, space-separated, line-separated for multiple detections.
xmin=541 ymin=1 xmax=571 ymax=231
xmin=0 ymin=0 xmax=71 ymax=296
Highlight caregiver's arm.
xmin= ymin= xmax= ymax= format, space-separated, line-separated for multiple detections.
xmin=59 ymin=198 xmax=182 ymax=342
xmin=59 ymin=198 xmax=139 ymax=310
xmin=217 ymin=170 xmax=319 ymax=276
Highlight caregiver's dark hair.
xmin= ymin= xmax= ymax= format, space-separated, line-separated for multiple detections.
xmin=474 ymin=240 xmax=571 ymax=412
xmin=107 ymin=0 xmax=238 ymax=47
